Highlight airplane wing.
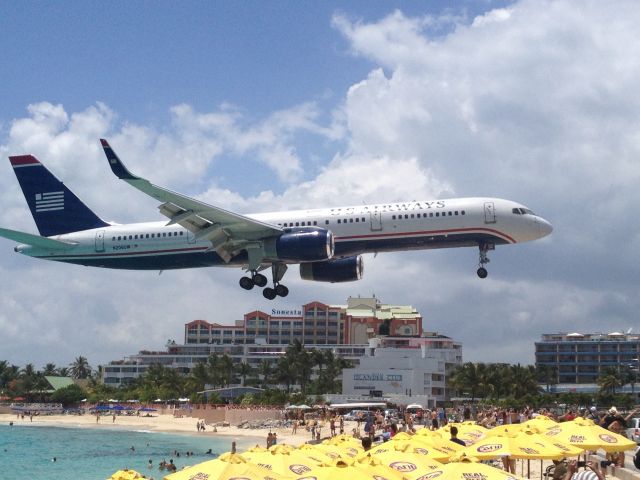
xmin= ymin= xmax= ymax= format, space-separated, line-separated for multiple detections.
xmin=100 ymin=139 xmax=282 ymax=264
xmin=0 ymin=227 xmax=76 ymax=249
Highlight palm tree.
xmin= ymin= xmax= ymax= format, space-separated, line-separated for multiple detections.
xmin=258 ymin=360 xmax=272 ymax=388
xmin=236 ymin=361 xmax=252 ymax=386
xmin=508 ymin=363 xmax=541 ymax=398
xmin=207 ymin=353 xmax=223 ymax=388
xmin=0 ymin=361 xmax=19 ymax=390
xmin=186 ymin=362 xmax=210 ymax=393
xmin=42 ymin=363 xmax=58 ymax=376
xmin=598 ymin=367 xmax=623 ymax=395
xmin=450 ymin=362 xmax=481 ymax=401
xmin=69 ymin=356 xmax=92 ymax=379
xmin=275 ymin=355 xmax=296 ymax=393
xmin=219 ymin=354 xmax=234 ymax=387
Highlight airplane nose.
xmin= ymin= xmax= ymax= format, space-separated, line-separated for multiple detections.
xmin=537 ymin=218 xmax=553 ymax=237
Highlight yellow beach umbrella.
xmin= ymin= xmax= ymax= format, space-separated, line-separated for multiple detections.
xmin=110 ymin=469 xmax=143 ymax=480
xmin=405 ymin=459 xmax=527 ymax=480
xmin=296 ymin=443 xmax=342 ymax=464
xmin=354 ymin=455 xmax=410 ymax=480
xmin=543 ymin=419 xmax=637 ymax=452
xmin=309 ymin=442 xmax=349 ymax=460
xmin=324 ymin=434 xmax=362 ymax=446
xmin=458 ymin=435 xmax=513 ymax=460
xmin=293 ymin=458 xmax=402 ymax=480
xmin=164 ymin=455 xmax=291 ymax=480
xmin=367 ymin=445 xmax=443 ymax=476
xmin=367 ymin=439 xmax=449 ymax=462
xmin=433 ymin=422 xmax=488 ymax=445
xmin=268 ymin=444 xmax=298 ymax=454
xmin=514 ymin=429 xmax=583 ymax=458
xmin=242 ymin=448 xmax=323 ymax=477
xmin=483 ymin=426 xmax=526 ymax=438
xmin=461 ymin=427 xmax=574 ymax=460
xmin=410 ymin=429 xmax=466 ymax=456
xmin=520 ymin=415 xmax=558 ymax=432
xmin=246 ymin=445 xmax=270 ymax=453
xmin=395 ymin=439 xmax=453 ymax=462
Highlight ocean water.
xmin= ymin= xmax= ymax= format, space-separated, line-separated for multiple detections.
xmin=0 ymin=423 xmax=258 ymax=480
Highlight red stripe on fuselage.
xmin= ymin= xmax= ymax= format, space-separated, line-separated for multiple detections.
xmin=336 ymin=227 xmax=516 ymax=244
xmin=9 ymin=155 xmax=41 ymax=167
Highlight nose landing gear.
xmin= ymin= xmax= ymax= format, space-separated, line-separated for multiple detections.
xmin=477 ymin=242 xmax=494 ymax=279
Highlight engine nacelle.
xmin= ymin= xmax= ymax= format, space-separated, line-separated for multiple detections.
xmin=299 ymin=255 xmax=364 ymax=283
xmin=264 ymin=227 xmax=334 ymax=263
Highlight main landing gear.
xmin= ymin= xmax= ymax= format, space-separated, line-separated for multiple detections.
xmin=477 ymin=242 xmax=495 ymax=279
xmin=239 ymin=263 xmax=289 ymax=300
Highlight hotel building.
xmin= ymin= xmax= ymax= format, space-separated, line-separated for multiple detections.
xmin=102 ymin=296 xmax=462 ymax=404
xmin=535 ymin=331 xmax=640 ymax=384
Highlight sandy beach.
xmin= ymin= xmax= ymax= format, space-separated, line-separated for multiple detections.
xmin=0 ymin=411 xmax=303 ymax=448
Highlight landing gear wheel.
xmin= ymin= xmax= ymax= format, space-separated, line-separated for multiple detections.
xmin=239 ymin=276 xmax=255 ymax=290
xmin=477 ymin=267 xmax=488 ymax=279
xmin=253 ymin=273 xmax=268 ymax=287
xmin=263 ymin=287 xmax=277 ymax=300
xmin=275 ymin=284 xmax=289 ymax=297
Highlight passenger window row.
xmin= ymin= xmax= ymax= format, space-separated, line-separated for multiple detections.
xmin=392 ymin=210 xmax=465 ymax=220
xmin=112 ymin=231 xmax=185 ymax=241
xmin=276 ymin=210 xmax=466 ymax=227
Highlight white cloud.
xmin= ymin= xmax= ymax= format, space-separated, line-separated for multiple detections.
xmin=2 ymin=0 xmax=640 ymax=368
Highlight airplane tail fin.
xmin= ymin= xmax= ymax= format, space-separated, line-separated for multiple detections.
xmin=9 ymin=155 xmax=109 ymax=236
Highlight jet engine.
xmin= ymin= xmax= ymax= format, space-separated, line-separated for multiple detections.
xmin=264 ymin=227 xmax=334 ymax=262
xmin=299 ymin=255 xmax=363 ymax=282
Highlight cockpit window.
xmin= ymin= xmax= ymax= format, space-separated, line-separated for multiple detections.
xmin=512 ymin=207 xmax=536 ymax=215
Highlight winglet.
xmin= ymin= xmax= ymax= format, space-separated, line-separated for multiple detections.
xmin=100 ymin=139 xmax=139 ymax=180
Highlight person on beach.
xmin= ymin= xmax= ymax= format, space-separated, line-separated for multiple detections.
xmin=449 ymin=426 xmax=466 ymax=446
xmin=292 ymin=419 xmax=298 ymax=434
xmin=361 ymin=436 xmax=372 ymax=451
xmin=563 ymin=459 xmax=604 ymax=480
xmin=231 ymin=441 xmax=236 ymax=454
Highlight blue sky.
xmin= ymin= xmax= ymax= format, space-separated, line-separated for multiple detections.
xmin=1 ymin=0 xmax=639 ymax=370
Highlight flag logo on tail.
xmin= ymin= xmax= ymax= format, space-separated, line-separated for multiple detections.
xmin=35 ymin=191 xmax=64 ymax=212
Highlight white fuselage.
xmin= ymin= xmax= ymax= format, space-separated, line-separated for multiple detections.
xmin=15 ymin=197 xmax=552 ymax=270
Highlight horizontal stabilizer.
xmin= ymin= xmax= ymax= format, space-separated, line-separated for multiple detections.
xmin=0 ymin=227 xmax=75 ymax=249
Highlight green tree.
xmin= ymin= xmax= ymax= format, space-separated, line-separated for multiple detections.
xmin=50 ymin=384 xmax=86 ymax=405
xmin=69 ymin=356 xmax=92 ymax=379
xmin=185 ymin=362 xmax=209 ymax=394
xmin=236 ymin=361 xmax=252 ymax=387
xmin=598 ymin=367 xmax=623 ymax=395
xmin=258 ymin=360 xmax=272 ymax=388
xmin=42 ymin=363 xmax=58 ymax=376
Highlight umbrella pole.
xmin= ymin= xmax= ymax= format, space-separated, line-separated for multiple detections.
xmin=540 ymin=459 xmax=543 ymax=480
xmin=527 ymin=459 xmax=530 ymax=479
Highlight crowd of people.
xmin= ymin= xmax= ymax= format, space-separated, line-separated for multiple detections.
xmin=286 ymin=403 xmax=639 ymax=480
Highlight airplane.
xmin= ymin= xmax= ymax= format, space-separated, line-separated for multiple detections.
xmin=0 ymin=139 xmax=553 ymax=300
